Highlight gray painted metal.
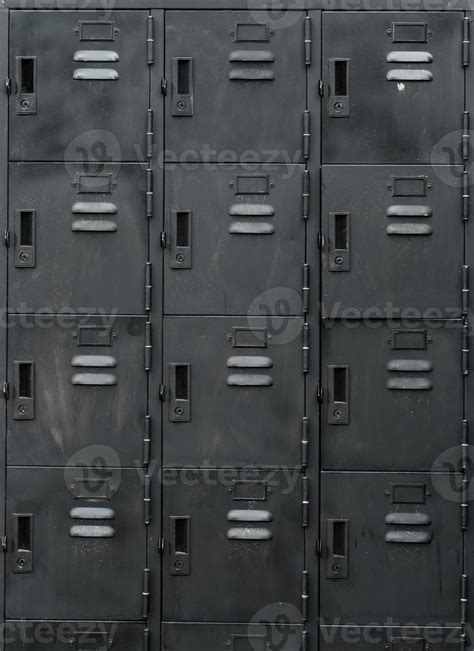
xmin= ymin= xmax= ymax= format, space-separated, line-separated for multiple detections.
xmin=7 ymin=316 xmax=147 ymax=466
xmin=321 ymin=472 xmax=462 ymax=625
xmin=322 ymin=320 xmax=463 ymax=471
xmin=322 ymin=12 xmax=464 ymax=163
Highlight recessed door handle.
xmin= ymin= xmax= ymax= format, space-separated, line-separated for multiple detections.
xmin=172 ymin=57 xmax=194 ymax=117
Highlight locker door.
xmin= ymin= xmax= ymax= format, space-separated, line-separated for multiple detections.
xmin=322 ymin=166 xmax=463 ymax=317
xmin=6 ymin=622 xmax=146 ymax=651
xmin=165 ymin=11 xmax=306 ymax=162
xmin=162 ymin=470 xmax=304 ymax=622
xmin=163 ymin=165 xmax=305 ymax=316
xmin=7 ymin=316 xmax=147 ymax=466
xmin=322 ymin=320 xmax=463 ymax=471
xmin=9 ymin=163 xmax=147 ymax=314
xmin=6 ymin=468 xmax=145 ymax=619
xmin=321 ymin=472 xmax=461 ymax=625
xmin=322 ymin=13 xmax=464 ymax=163
xmin=163 ymin=316 xmax=304 ymax=468
xmin=9 ymin=11 xmax=149 ymax=162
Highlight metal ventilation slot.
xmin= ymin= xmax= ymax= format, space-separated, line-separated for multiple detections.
xmin=227 ymin=356 xmax=273 ymax=368
xmin=387 ymin=206 xmax=432 ymax=218
xmin=386 ymin=377 xmax=432 ymax=390
xmin=387 ymin=359 xmax=432 ymax=372
xmin=70 ymin=507 xmax=115 ymax=520
xmin=229 ymin=50 xmax=275 ymax=81
xmin=229 ymin=51 xmax=275 ymax=62
xmin=229 ymin=222 xmax=274 ymax=235
xmin=227 ymin=510 xmax=273 ymax=522
xmin=229 ymin=204 xmax=275 ymax=217
xmin=71 ymin=373 xmax=117 ymax=386
xmin=73 ymin=69 xmax=119 ymax=81
xmin=227 ymin=374 xmax=273 ymax=387
xmin=385 ymin=512 xmax=431 ymax=525
xmin=387 ymin=224 xmax=432 ymax=235
xmin=385 ymin=530 xmax=432 ymax=544
xmin=386 ymin=51 xmax=433 ymax=63
xmin=72 ymin=220 xmax=117 ymax=233
xmin=386 ymin=205 xmax=433 ymax=236
xmin=73 ymin=50 xmax=119 ymax=62
xmin=227 ymin=527 xmax=273 ymax=541
xmin=229 ymin=69 xmax=275 ymax=81
xmin=72 ymin=203 xmax=117 ymax=214
xmin=71 ymin=355 xmax=117 ymax=368
xmin=69 ymin=525 xmax=115 ymax=538
xmin=386 ymin=70 xmax=433 ymax=82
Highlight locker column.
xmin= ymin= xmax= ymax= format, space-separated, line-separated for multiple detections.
xmin=320 ymin=11 xmax=466 ymax=650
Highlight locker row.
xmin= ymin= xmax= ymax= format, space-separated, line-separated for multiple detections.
xmin=1 ymin=469 xmax=464 ymax=624
xmin=1 ymin=314 xmax=471 ymax=471
xmin=3 ymin=163 xmax=469 ymax=317
xmin=6 ymin=10 xmax=471 ymax=166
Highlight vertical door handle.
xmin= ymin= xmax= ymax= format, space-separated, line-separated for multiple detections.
xmin=171 ymin=57 xmax=194 ymax=116
xmin=326 ymin=519 xmax=349 ymax=579
xmin=169 ymin=363 xmax=191 ymax=422
xmin=327 ymin=365 xmax=349 ymax=425
xmin=15 ymin=56 xmax=37 ymax=115
xmin=11 ymin=514 xmax=34 ymax=573
xmin=328 ymin=58 xmax=350 ymax=118
xmin=170 ymin=210 xmax=192 ymax=269
xmin=13 ymin=361 xmax=35 ymax=420
xmin=328 ymin=212 xmax=350 ymax=272
xmin=14 ymin=209 xmax=36 ymax=268
xmin=169 ymin=516 xmax=190 ymax=575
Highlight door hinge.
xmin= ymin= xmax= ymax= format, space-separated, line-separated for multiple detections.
xmin=462 ymin=419 xmax=469 ymax=531
xmin=4 ymin=228 xmax=10 ymax=248
xmin=1 ymin=536 xmax=7 ymax=553
xmin=159 ymin=384 xmax=165 ymax=402
xmin=302 ymin=417 xmax=309 ymax=469
xmin=3 ymin=382 xmax=9 ymax=401
xmin=302 ymin=477 xmax=309 ymax=526
xmin=5 ymin=77 xmax=12 ymax=95
xmin=144 ymin=628 xmax=150 ymax=651
xmin=147 ymin=15 xmax=154 ymax=65
xmin=301 ymin=571 xmax=309 ymax=622
xmin=463 ymin=112 xmax=470 ymax=162
xmin=147 ymin=109 xmax=154 ymax=160
xmin=146 ymin=168 xmax=153 ymax=219
xmin=463 ymin=321 xmax=470 ymax=376
xmin=303 ymin=264 xmax=310 ymax=315
xmin=463 ymin=170 xmax=470 ymax=220
xmin=145 ymin=262 xmax=152 ymax=312
xmin=461 ymin=574 xmax=468 ymax=624
xmin=144 ymin=474 xmax=151 ymax=525
xmin=303 ymin=323 xmax=310 ymax=373
xmin=160 ymin=231 xmax=167 ymax=249
xmin=142 ymin=568 xmax=151 ymax=619
xmin=316 ymin=385 xmax=324 ymax=404
xmin=304 ymin=16 xmax=311 ymax=66
xmin=144 ymin=415 xmax=151 ymax=466
xmin=145 ymin=322 xmax=152 ymax=371
xmin=161 ymin=77 xmax=168 ymax=95
xmin=464 ymin=17 xmax=470 ymax=68
xmin=463 ymin=265 xmax=469 ymax=316
xmin=303 ymin=170 xmax=309 ymax=220
xmin=303 ymin=110 xmax=310 ymax=161
xmin=462 ymin=474 xmax=469 ymax=531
